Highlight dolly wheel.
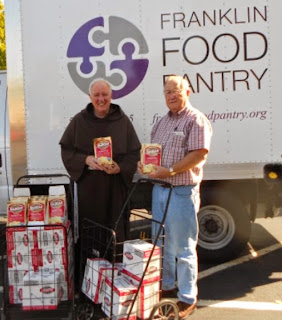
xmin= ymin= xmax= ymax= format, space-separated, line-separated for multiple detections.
xmin=76 ymin=302 xmax=94 ymax=320
xmin=149 ymin=299 xmax=179 ymax=319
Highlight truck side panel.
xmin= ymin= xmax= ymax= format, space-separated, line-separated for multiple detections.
xmin=5 ymin=0 xmax=282 ymax=182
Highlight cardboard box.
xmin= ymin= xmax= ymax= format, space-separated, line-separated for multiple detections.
xmin=8 ymin=270 xmax=28 ymax=304
xmin=81 ymin=258 xmax=118 ymax=304
xmin=102 ymin=276 xmax=137 ymax=320
xmin=6 ymin=223 xmax=73 ymax=303
xmin=9 ymin=285 xmax=24 ymax=304
xmin=6 ymin=227 xmax=37 ymax=253
xmin=122 ymin=239 xmax=161 ymax=281
xmin=122 ymin=271 xmax=160 ymax=319
xmin=22 ymin=270 xmax=64 ymax=310
xmin=7 ymin=248 xmax=34 ymax=271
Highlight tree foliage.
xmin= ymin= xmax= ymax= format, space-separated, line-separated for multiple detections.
xmin=0 ymin=0 xmax=6 ymax=70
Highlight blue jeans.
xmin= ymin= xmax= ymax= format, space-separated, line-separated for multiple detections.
xmin=152 ymin=184 xmax=200 ymax=305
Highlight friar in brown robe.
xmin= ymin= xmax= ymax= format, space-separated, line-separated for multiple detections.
xmin=59 ymin=80 xmax=141 ymax=249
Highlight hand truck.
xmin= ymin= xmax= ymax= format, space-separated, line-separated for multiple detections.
xmin=0 ymin=174 xmax=75 ymax=320
xmin=75 ymin=178 xmax=179 ymax=320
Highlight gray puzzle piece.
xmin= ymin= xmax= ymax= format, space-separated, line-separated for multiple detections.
xmin=92 ymin=16 xmax=149 ymax=56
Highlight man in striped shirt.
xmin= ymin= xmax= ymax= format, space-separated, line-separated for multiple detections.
xmin=138 ymin=75 xmax=212 ymax=319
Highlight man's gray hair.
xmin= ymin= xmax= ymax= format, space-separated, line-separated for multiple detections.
xmin=165 ymin=75 xmax=190 ymax=91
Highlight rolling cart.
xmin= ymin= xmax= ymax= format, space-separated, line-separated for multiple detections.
xmin=0 ymin=174 xmax=75 ymax=320
xmin=76 ymin=178 xmax=179 ymax=320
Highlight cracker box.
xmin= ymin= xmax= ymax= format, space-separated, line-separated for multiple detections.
xmin=7 ymin=199 xmax=28 ymax=226
xmin=122 ymin=239 xmax=161 ymax=282
xmin=93 ymin=136 xmax=113 ymax=165
xmin=48 ymin=185 xmax=67 ymax=225
xmin=122 ymin=271 xmax=160 ymax=319
xmin=141 ymin=144 xmax=162 ymax=174
xmin=102 ymin=276 xmax=137 ymax=320
xmin=27 ymin=196 xmax=48 ymax=225
xmin=22 ymin=270 xmax=64 ymax=310
xmin=82 ymin=258 xmax=118 ymax=304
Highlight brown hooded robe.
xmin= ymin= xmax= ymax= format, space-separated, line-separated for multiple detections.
xmin=59 ymin=103 xmax=141 ymax=243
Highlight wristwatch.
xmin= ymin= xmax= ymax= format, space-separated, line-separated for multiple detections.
xmin=169 ymin=167 xmax=176 ymax=176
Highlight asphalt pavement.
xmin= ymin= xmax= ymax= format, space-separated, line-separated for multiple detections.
xmin=189 ymin=215 xmax=282 ymax=319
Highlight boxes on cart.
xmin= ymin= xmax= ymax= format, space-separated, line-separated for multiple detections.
xmin=82 ymin=258 xmax=118 ymax=304
xmin=22 ymin=270 xmax=64 ymax=310
xmin=6 ymin=222 xmax=74 ymax=305
xmin=122 ymin=270 xmax=160 ymax=319
xmin=6 ymin=222 xmax=73 ymax=273
xmin=122 ymin=239 xmax=161 ymax=281
xmin=102 ymin=276 xmax=137 ymax=320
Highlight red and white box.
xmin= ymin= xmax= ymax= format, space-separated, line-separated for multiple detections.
xmin=122 ymin=271 xmax=160 ymax=319
xmin=122 ymin=239 xmax=161 ymax=281
xmin=102 ymin=276 xmax=137 ymax=320
xmin=6 ymin=227 xmax=38 ymax=253
xmin=9 ymin=285 xmax=24 ymax=305
xmin=7 ymin=248 xmax=33 ymax=271
xmin=27 ymin=196 xmax=48 ymax=226
xmin=8 ymin=270 xmax=28 ymax=304
xmin=81 ymin=258 xmax=118 ymax=304
xmin=48 ymin=185 xmax=68 ymax=225
xmin=22 ymin=270 xmax=64 ymax=310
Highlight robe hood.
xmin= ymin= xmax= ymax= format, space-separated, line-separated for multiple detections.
xmin=81 ymin=102 xmax=124 ymax=121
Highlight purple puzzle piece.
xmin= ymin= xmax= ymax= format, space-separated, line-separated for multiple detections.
xmin=110 ymin=42 xmax=149 ymax=99
xmin=67 ymin=17 xmax=105 ymax=74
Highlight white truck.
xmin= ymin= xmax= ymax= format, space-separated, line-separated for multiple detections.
xmin=2 ymin=0 xmax=282 ymax=262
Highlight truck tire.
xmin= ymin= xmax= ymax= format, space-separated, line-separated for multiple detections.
xmin=197 ymin=188 xmax=251 ymax=263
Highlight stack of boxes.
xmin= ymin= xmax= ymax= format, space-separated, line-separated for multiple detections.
xmin=6 ymin=223 xmax=73 ymax=309
xmin=81 ymin=258 xmax=118 ymax=304
xmin=82 ymin=239 xmax=161 ymax=319
xmin=122 ymin=239 xmax=161 ymax=319
xmin=6 ymin=214 xmax=73 ymax=310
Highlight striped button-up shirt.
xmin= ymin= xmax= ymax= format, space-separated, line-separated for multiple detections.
xmin=151 ymin=102 xmax=212 ymax=186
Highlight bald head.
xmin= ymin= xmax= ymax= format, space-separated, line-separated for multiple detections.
xmin=89 ymin=79 xmax=112 ymax=118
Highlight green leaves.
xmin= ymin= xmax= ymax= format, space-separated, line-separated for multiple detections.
xmin=0 ymin=0 xmax=6 ymax=70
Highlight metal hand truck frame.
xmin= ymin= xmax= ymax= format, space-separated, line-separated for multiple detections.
xmin=76 ymin=178 xmax=179 ymax=320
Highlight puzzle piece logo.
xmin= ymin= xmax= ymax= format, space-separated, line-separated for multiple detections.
xmin=67 ymin=16 xmax=149 ymax=99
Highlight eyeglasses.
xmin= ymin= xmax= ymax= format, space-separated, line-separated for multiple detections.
xmin=163 ymin=89 xmax=184 ymax=95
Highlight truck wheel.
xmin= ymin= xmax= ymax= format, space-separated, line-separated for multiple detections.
xmin=197 ymin=189 xmax=251 ymax=263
